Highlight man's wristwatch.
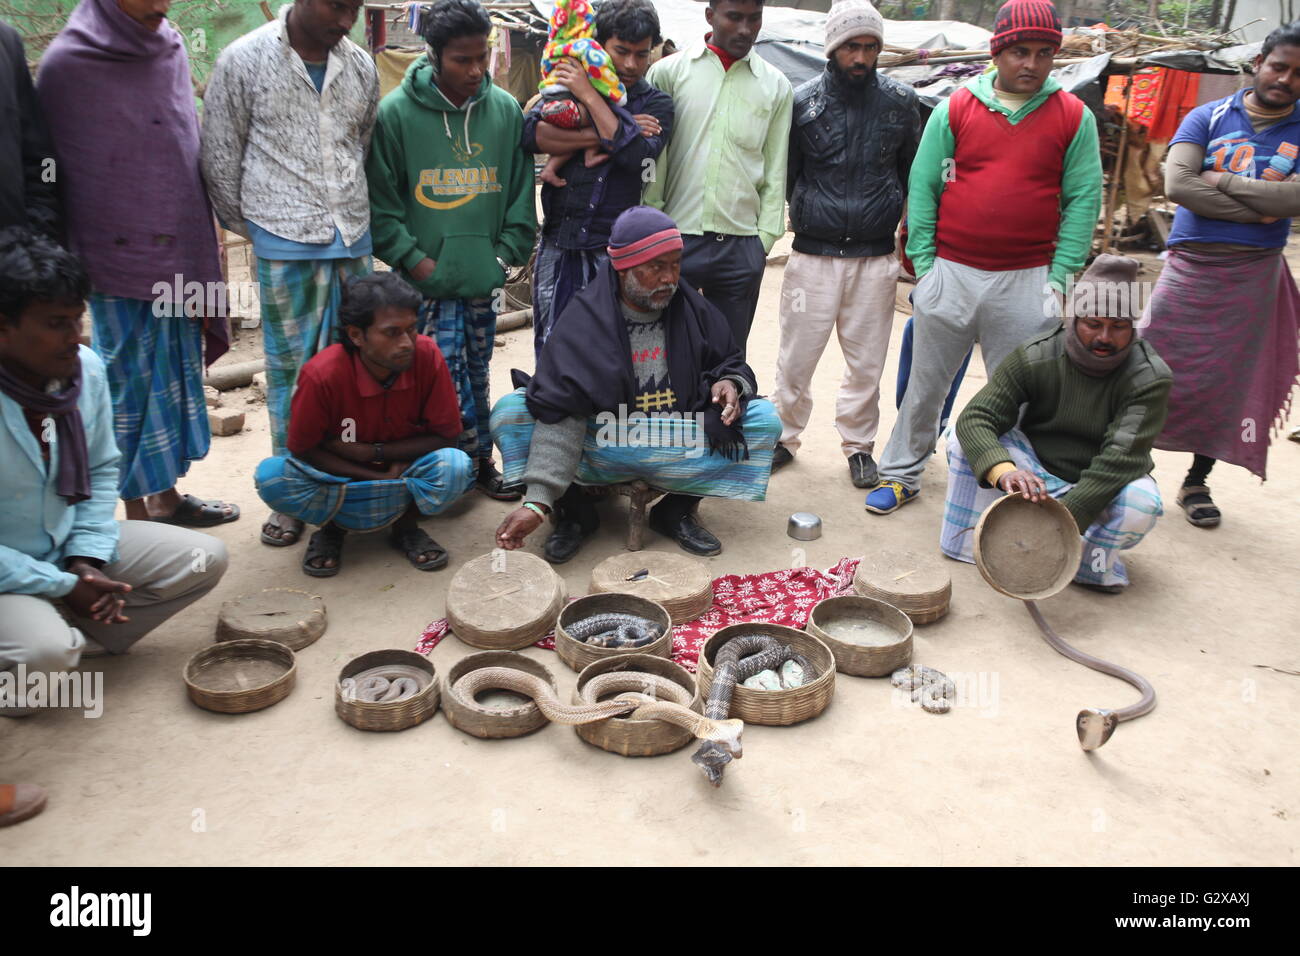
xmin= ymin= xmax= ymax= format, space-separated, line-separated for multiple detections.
xmin=371 ymin=442 xmax=385 ymax=465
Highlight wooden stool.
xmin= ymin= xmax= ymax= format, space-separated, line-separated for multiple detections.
xmin=611 ymin=480 xmax=667 ymax=551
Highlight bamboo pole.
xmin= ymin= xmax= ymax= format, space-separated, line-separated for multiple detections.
xmin=1099 ymin=66 xmax=1137 ymax=257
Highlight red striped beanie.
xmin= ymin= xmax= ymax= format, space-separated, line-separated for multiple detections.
xmin=606 ymin=206 xmax=683 ymax=271
xmin=990 ymin=0 xmax=1062 ymax=55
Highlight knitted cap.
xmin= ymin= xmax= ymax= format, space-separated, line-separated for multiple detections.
xmin=989 ymin=0 xmax=1062 ymax=56
xmin=825 ymin=0 xmax=884 ymax=57
xmin=1070 ymin=254 xmax=1142 ymax=322
xmin=606 ymin=206 xmax=683 ymax=271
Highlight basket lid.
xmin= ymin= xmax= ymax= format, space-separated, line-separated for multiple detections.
xmin=973 ymin=494 xmax=1081 ymax=600
xmin=446 ymin=551 xmax=563 ymax=636
xmin=589 ymin=551 xmax=712 ymax=605
xmin=854 ymin=549 xmax=951 ymax=604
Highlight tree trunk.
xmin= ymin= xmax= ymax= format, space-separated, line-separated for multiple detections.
xmin=1147 ymin=0 xmax=1161 ymax=26
xmin=937 ymin=0 xmax=959 ymax=20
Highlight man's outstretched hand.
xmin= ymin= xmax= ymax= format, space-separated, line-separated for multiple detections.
xmin=711 ymin=379 xmax=740 ymax=425
xmin=495 ymin=507 xmax=545 ymax=550
xmin=64 ymin=560 xmax=131 ymax=624
xmin=998 ymin=469 xmax=1047 ymax=503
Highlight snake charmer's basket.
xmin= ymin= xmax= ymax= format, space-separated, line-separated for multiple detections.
xmin=696 ymin=623 xmax=835 ymax=726
xmin=853 ymin=549 xmax=952 ymax=624
xmin=184 ymin=639 xmax=296 ymax=714
xmin=806 ymin=595 xmax=913 ymax=678
xmin=589 ymin=551 xmax=712 ymax=624
xmin=442 ymin=651 xmax=559 ymax=739
xmin=572 ymin=654 xmax=702 ymax=756
xmin=334 ymin=649 xmax=439 ymax=732
xmin=216 ymin=588 xmax=327 ymax=651
xmin=973 ymin=494 xmax=1081 ymax=601
xmin=445 ymin=551 xmax=566 ymax=650
xmin=554 ymin=593 xmax=673 ymax=672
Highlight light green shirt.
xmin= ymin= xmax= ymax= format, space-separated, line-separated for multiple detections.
xmin=644 ymin=43 xmax=793 ymax=253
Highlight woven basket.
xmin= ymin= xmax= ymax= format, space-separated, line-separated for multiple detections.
xmin=974 ymin=494 xmax=1082 ymax=600
xmin=806 ymin=596 xmax=912 ymax=677
xmin=853 ymin=549 xmax=952 ymax=624
xmin=696 ymin=623 xmax=835 ymax=726
xmin=554 ymin=593 xmax=673 ymax=672
xmin=589 ymin=550 xmax=712 ymax=624
xmin=442 ymin=651 xmax=557 ymax=739
xmin=216 ymin=588 xmax=326 ymax=651
xmin=446 ymin=551 xmax=566 ymax=650
xmin=335 ymin=649 xmax=439 ymax=732
xmin=184 ymin=639 xmax=296 ymax=714
xmin=572 ymin=654 xmax=701 ymax=756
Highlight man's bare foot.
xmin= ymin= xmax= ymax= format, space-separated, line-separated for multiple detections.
xmin=261 ymin=511 xmax=304 ymax=547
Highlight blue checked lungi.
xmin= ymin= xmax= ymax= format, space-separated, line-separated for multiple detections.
xmin=253 ymin=448 xmax=475 ymax=532
xmin=89 ymin=294 xmax=209 ymax=500
xmin=532 ymin=236 xmax=607 ymax=363
xmin=490 ymin=389 xmax=781 ymax=501
xmin=418 ymin=297 xmax=496 ymax=462
xmin=257 ymin=256 xmax=372 ymax=457
xmin=940 ymin=428 xmax=1163 ymax=589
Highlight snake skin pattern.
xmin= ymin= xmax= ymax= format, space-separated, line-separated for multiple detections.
xmin=341 ymin=665 xmax=430 ymax=703
xmin=891 ymin=665 xmax=956 ymax=714
xmin=692 ymin=634 xmax=817 ymax=786
xmin=566 ymin=613 xmax=663 ymax=648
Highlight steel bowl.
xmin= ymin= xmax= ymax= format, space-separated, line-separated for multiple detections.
xmin=787 ymin=512 xmax=822 ymax=541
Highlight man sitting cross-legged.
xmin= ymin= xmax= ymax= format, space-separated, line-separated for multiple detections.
xmin=492 ymin=206 xmax=781 ymax=562
xmin=941 ymin=255 xmax=1171 ymax=593
xmin=0 ymin=228 xmax=228 ymax=715
xmin=254 ymin=273 xmax=475 ymax=577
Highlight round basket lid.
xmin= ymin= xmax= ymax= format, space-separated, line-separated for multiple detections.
xmin=973 ymin=494 xmax=1081 ymax=600
xmin=217 ymin=588 xmax=326 ymax=651
xmin=853 ymin=549 xmax=951 ymax=613
xmin=589 ymin=550 xmax=713 ymax=623
xmin=446 ymin=551 xmax=564 ymax=640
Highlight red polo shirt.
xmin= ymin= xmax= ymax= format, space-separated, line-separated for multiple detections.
xmin=286 ymin=336 xmax=462 ymax=456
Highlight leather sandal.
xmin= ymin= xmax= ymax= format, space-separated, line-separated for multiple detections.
xmin=389 ymin=525 xmax=449 ymax=571
xmin=1176 ymin=484 xmax=1221 ymax=528
xmin=0 ymin=783 xmax=47 ymax=828
xmin=302 ymin=526 xmax=346 ymax=577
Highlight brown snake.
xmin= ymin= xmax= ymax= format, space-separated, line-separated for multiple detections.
xmin=450 ymin=666 xmax=743 ymax=754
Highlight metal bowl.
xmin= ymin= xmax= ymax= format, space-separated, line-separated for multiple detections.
xmin=787 ymin=512 xmax=822 ymax=541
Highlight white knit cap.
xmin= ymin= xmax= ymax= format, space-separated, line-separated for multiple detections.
xmin=824 ymin=0 xmax=884 ymax=56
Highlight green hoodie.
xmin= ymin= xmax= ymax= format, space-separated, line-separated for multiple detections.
xmin=905 ymin=71 xmax=1102 ymax=291
xmin=367 ymin=56 xmax=537 ymax=300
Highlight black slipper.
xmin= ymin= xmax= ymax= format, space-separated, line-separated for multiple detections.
xmin=260 ymin=512 xmax=304 ymax=547
xmin=476 ymin=462 xmax=524 ymax=501
xmin=390 ymin=525 xmax=449 ymax=571
xmin=302 ymin=526 xmax=345 ymax=577
xmin=154 ymin=493 xmax=240 ymax=527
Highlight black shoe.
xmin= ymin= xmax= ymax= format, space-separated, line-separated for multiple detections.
xmin=543 ymin=519 xmax=593 ymax=564
xmin=476 ymin=460 xmax=524 ymax=501
xmin=771 ymin=443 xmax=794 ymax=471
xmin=848 ymin=452 xmax=879 ymax=488
xmin=648 ymin=508 xmax=722 ymax=556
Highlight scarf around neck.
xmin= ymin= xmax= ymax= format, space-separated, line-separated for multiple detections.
xmin=0 ymin=358 xmax=91 ymax=503
xmin=1065 ymin=318 xmax=1132 ymax=377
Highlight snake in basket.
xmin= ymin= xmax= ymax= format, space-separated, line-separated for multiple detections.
xmin=450 ymin=666 xmax=743 ymax=754
xmin=566 ymin=612 xmax=662 ymax=648
xmin=340 ymin=665 xmax=430 ymax=703
xmin=692 ymin=634 xmax=818 ymax=787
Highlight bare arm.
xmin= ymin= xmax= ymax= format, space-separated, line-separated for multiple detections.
xmin=1165 ymin=141 xmax=1263 ymax=223
xmin=534 ymin=123 xmax=602 ymax=153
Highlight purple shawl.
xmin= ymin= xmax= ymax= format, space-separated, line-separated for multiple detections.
xmin=36 ymin=0 xmax=228 ymax=362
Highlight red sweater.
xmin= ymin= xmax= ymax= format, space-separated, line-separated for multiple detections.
xmin=936 ymin=87 xmax=1085 ymax=272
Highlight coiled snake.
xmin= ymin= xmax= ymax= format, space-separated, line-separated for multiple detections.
xmin=449 ymin=666 xmax=743 ymax=754
xmin=565 ymin=612 xmax=662 ymax=648
xmin=1025 ymin=600 xmax=1156 ymax=750
xmin=692 ymin=634 xmax=818 ymax=787
xmin=341 ymin=665 xmax=430 ymax=703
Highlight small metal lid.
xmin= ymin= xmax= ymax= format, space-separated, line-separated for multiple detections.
xmin=787 ymin=512 xmax=822 ymax=541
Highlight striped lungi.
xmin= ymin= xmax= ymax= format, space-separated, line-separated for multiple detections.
xmin=257 ymin=256 xmax=372 ymax=457
xmin=940 ymin=428 xmax=1163 ymax=590
xmin=490 ymin=388 xmax=781 ymax=501
xmin=418 ymin=297 xmax=496 ymax=462
xmin=89 ymin=294 xmax=209 ymax=500
xmin=254 ymin=448 xmax=475 ymax=532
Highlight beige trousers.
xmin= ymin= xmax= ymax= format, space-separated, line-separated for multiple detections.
xmin=772 ymin=250 xmax=900 ymax=456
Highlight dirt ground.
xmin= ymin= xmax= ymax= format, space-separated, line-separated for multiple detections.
xmin=3 ymin=243 xmax=1297 ymax=867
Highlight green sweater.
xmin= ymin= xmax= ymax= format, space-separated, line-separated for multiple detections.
xmin=905 ymin=72 xmax=1102 ymax=291
xmin=367 ymin=57 xmax=537 ymax=300
xmin=954 ymin=328 xmax=1172 ymax=531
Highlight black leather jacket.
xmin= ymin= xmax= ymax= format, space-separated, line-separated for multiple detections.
xmin=787 ymin=66 xmax=920 ymax=258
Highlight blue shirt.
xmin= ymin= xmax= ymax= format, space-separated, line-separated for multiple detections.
xmin=304 ymin=59 xmax=327 ymax=93
xmin=521 ymin=79 xmax=674 ymax=251
xmin=1168 ymin=90 xmax=1300 ymax=248
xmin=246 ymin=221 xmax=373 ymax=261
xmin=0 ymin=347 xmax=122 ymax=598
